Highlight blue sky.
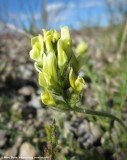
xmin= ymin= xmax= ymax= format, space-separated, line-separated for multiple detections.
xmin=0 ymin=0 xmax=115 ymax=29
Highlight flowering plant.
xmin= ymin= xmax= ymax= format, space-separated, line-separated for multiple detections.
xmin=29 ymin=26 xmax=126 ymax=130
xmin=29 ymin=26 xmax=86 ymax=110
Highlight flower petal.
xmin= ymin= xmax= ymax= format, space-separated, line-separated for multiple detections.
xmin=41 ymin=89 xmax=56 ymax=106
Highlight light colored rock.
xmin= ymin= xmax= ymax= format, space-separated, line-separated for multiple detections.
xmin=29 ymin=95 xmax=42 ymax=109
xmin=11 ymin=101 xmax=22 ymax=114
xmin=70 ymin=119 xmax=101 ymax=149
xmin=0 ymin=130 xmax=7 ymax=147
xmin=19 ymin=64 xmax=33 ymax=79
xmin=19 ymin=142 xmax=36 ymax=160
xmin=90 ymin=122 xmax=101 ymax=139
xmin=18 ymin=86 xmax=34 ymax=96
xmin=79 ymin=121 xmax=101 ymax=148
xmin=37 ymin=109 xmax=46 ymax=121
xmin=5 ymin=145 xmax=18 ymax=157
xmin=23 ymin=126 xmax=35 ymax=137
xmin=5 ymin=136 xmax=23 ymax=156
xmin=64 ymin=121 xmax=71 ymax=138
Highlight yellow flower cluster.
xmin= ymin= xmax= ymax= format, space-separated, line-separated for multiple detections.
xmin=29 ymin=26 xmax=85 ymax=108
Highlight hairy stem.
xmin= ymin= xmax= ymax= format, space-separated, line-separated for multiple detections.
xmin=71 ymin=107 xmax=127 ymax=131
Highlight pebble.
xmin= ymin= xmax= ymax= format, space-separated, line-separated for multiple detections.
xmin=19 ymin=142 xmax=37 ymax=159
xmin=0 ymin=130 xmax=7 ymax=147
xmin=23 ymin=126 xmax=35 ymax=137
xmin=29 ymin=95 xmax=42 ymax=109
xmin=5 ymin=137 xmax=23 ymax=157
xmin=19 ymin=65 xmax=33 ymax=79
xmin=18 ymin=86 xmax=34 ymax=96
xmin=5 ymin=145 xmax=18 ymax=157
xmin=11 ymin=101 xmax=22 ymax=115
xmin=36 ymin=108 xmax=47 ymax=122
xmin=78 ymin=121 xmax=101 ymax=148
xmin=70 ymin=119 xmax=101 ymax=149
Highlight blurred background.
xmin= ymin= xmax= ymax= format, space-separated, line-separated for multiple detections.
xmin=0 ymin=0 xmax=127 ymax=159
xmin=0 ymin=0 xmax=127 ymax=32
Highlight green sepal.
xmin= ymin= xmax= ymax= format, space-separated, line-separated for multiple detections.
xmin=69 ymin=93 xmax=80 ymax=107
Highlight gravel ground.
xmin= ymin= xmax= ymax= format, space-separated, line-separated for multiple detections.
xmin=0 ymin=31 xmax=127 ymax=160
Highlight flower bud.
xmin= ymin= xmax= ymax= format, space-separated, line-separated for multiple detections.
xmin=47 ymin=52 xmax=57 ymax=81
xmin=75 ymin=76 xmax=85 ymax=92
xmin=45 ymin=35 xmax=54 ymax=53
xmin=41 ymin=89 xmax=56 ymax=106
xmin=42 ymin=29 xmax=47 ymax=40
xmin=60 ymin=26 xmax=72 ymax=59
xmin=52 ymin=30 xmax=60 ymax=42
xmin=38 ymin=34 xmax=44 ymax=54
xmin=38 ymin=34 xmax=44 ymax=45
xmin=61 ymin=26 xmax=71 ymax=41
xmin=69 ymin=67 xmax=85 ymax=92
xmin=69 ymin=67 xmax=76 ymax=89
xmin=42 ymin=52 xmax=57 ymax=87
xmin=30 ymin=35 xmax=44 ymax=67
xmin=29 ymin=45 xmax=40 ymax=61
xmin=39 ymin=72 xmax=47 ymax=88
xmin=31 ymin=36 xmax=38 ymax=46
xmin=57 ymin=40 xmax=68 ymax=71
xmin=76 ymin=41 xmax=88 ymax=55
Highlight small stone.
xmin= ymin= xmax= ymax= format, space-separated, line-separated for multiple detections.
xmin=11 ymin=102 xmax=22 ymax=115
xmin=23 ymin=126 xmax=35 ymax=137
xmin=29 ymin=95 xmax=42 ymax=109
xmin=18 ymin=86 xmax=34 ymax=96
xmin=15 ymin=136 xmax=23 ymax=147
xmin=19 ymin=65 xmax=33 ymax=79
xmin=75 ymin=120 xmax=101 ymax=149
xmin=78 ymin=121 xmax=89 ymax=136
xmin=19 ymin=142 xmax=37 ymax=160
xmin=5 ymin=145 xmax=18 ymax=157
xmin=14 ymin=120 xmax=24 ymax=130
xmin=90 ymin=122 xmax=101 ymax=140
xmin=64 ymin=121 xmax=71 ymax=138
xmin=36 ymin=108 xmax=49 ymax=122
xmin=0 ymin=130 xmax=7 ymax=147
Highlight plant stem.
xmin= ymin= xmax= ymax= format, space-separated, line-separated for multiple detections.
xmin=63 ymin=90 xmax=69 ymax=104
xmin=71 ymin=107 xmax=127 ymax=131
